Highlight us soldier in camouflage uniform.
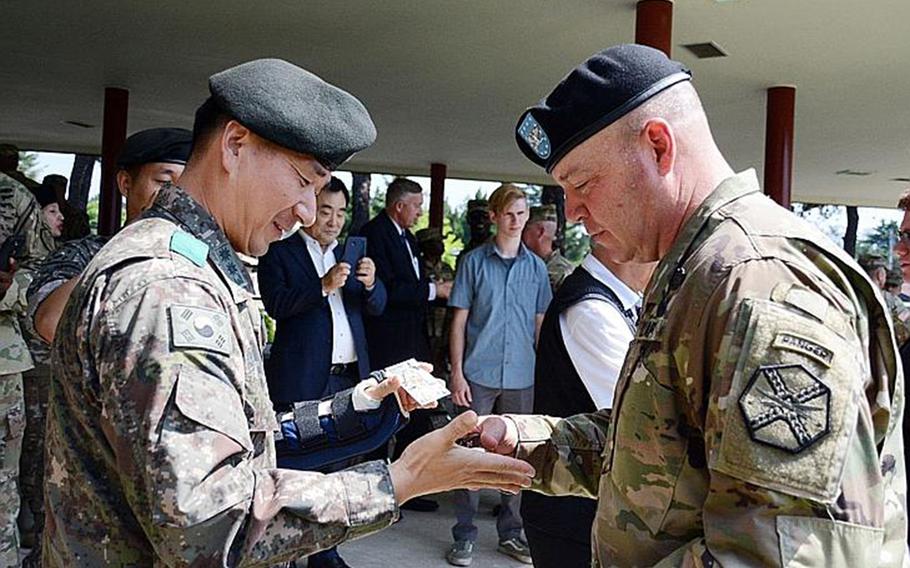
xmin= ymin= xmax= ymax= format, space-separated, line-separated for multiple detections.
xmin=42 ymin=59 xmax=534 ymax=567
xmin=522 ymin=204 xmax=574 ymax=292
xmin=478 ymin=44 xmax=907 ymax=566
xmin=456 ymin=199 xmax=492 ymax=270
xmin=417 ymin=227 xmax=455 ymax=378
xmin=0 ymin=172 xmax=55 ymax=566
xmin=859 ymin=254 xmax=910 ymax=347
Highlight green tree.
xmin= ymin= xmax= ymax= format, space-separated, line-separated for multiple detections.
xmin=18 ymin=151 xmax=41 ymax=179
xmin=857 ymin=219 xmax=898 ymax=263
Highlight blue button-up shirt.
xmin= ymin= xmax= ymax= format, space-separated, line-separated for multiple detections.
xmin=449 ymin=242 xmax=552 ymax=390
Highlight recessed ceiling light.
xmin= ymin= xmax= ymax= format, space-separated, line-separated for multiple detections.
xmin=62 ymin=120 xmax=95 ymax=129
xmin=682 ymin=42 xmax=727 ymax=59
xmin=835 ymin=169 xmax=874 ymax=176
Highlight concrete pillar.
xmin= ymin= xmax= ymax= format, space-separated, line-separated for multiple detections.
xmin=430 ymin=163 xmax=446 ymax=229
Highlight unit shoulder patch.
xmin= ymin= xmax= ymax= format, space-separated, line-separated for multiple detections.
xmin=739 ymin=364 xmax=831 ymax=454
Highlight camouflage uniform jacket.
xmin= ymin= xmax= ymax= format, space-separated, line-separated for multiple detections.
xmin=23 ymin=234 xmax=108 ymax=364
xmin=43 ymin=184 xmax=398 ymax=567
xmin=0 ymin=173 xmax=56 ymax=374
xmin=509 ymin=170 xmax=907 ymax=567
xmin=545 ymin=250 xmax=574 ymax=292
xmin=883 ymin=290 xmax=910 ymax=348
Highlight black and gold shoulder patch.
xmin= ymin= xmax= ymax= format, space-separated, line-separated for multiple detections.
xmin=738 ymin=364 xmax=831 ymax=454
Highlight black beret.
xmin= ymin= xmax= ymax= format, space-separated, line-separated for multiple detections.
xmin=32 ymin=183 xmax=57 ymax=208
xmin=516 ymin=44 xmax=691 ymax=173
xmin=208 ymin=58 xmax=376 ymax=170
xmin=117 ymin=127 xmax=192 ymax=169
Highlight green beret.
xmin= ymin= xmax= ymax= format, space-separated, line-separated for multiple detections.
xmin=416 ymin=227 xmax=443 ymax=244
xmin=529 ymin=205 xmax=558 ymax=224
xmin=209 ymin=58 xmax=376 ymax=170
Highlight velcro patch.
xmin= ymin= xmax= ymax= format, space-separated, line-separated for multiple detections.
xmin=739 ymin=364 xmax=831 ymax=454
xmin=772 ymin=332 xmax=834 ymax=368
xmin=169 ymin=305 xmax=231 ymax=356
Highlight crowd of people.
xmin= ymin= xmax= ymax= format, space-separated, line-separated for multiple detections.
xmin=0 ymin=42 xmax=907 ymax=568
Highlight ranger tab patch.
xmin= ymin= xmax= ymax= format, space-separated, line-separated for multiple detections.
xmin=738 ymin=364 xmax=831 ymax=454
xmin=168 ymin=305 xmax=231 ymax=356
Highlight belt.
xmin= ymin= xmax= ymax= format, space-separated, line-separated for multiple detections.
xmin=329 ymin=362 xmax=356 ymax=376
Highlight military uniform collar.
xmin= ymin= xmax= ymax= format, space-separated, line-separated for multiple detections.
xmin=149 ymin=184 xmax=254 ymax=298
xmin=646 ymin=169 xmax=760 ymax=304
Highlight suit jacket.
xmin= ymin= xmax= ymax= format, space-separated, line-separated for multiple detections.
xmin=258 ymin=234 xmax=387 ymax=407
xmin=357 ymin=210 xmax=431 ymax=368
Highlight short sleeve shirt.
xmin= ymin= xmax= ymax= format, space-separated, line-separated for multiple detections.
xmin=449 ymin=242 xmax=552 ymax=389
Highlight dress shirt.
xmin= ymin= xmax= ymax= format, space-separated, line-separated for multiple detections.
xmin=559 ymin=254 xmax=641 ymax=409
xmin=390 ymin=217 xmax=436 ymax=301
xmin=301 ymin=231 xmax=357 ymax=364
xmin=449 ymin=242 xmax=552 ymax=390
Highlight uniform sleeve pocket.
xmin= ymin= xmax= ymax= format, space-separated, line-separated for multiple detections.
xmin=776 ymin=516 xmax=883 ymax=567
xmin=172 ymin=365 xmax=253 ymax=453
xmin=711 ymin=298 xmax=860 ymax=503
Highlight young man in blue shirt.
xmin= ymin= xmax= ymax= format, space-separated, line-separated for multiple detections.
xmin=447 ymin=183 xmax=552 ymax=566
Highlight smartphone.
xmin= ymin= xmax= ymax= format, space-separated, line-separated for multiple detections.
xmin=341 ymin=236 xmax=367 ymax=268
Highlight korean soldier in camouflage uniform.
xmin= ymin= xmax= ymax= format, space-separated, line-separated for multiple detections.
xmin=0 ymin=171 xmax=55 ymax=566
xmin=417 ymin=227 xmax=455 ymax=378
xmin=477 ymin=44 xmax=907 ymax=566
xmin=522 ymin=204 xmax=574 ymax=292
xmin=43 ymin=59 xmax=534 ymax=567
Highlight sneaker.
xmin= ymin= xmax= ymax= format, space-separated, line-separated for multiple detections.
xmin=497 ymin=537 xmax=533 ymax=564
xmin=446 ymin=540 xmax=474 ymax=566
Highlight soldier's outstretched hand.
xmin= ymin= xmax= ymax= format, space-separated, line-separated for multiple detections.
xmin=389 ymin=411 xmax=534 ymax=505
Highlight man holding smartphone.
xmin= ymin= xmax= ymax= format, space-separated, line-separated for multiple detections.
xmin=258 ymin=176 xmax=386 ymax=568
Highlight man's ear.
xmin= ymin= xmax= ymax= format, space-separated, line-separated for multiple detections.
xmin=116 ymin=170 xmax=131 ymax=199
xmin=220 ymin=120 xmax=252 ymax=174
xmin=643 ymin=118 xmax=675 ymax=177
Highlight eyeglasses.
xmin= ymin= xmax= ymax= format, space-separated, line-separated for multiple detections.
xmin=899 ymin=230 xmax=910 ymax=247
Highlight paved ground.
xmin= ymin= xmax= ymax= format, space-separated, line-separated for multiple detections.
xmin=337 ymin=491 xmax=532 ymax=568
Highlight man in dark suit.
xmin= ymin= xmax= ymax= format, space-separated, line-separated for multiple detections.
xmin=258 ymin=177 xmax=386 ymax=568
xmin=358 ymin=177 xmax=453 ymax=511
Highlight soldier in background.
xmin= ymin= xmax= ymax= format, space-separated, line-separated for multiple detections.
xmin=40 ymin=174 xmax=91 ymax=241
xmin=479 ymin=44 xmax=907 ymax=565
xmin=0 ymin=171 xmax=55 ymax=566
xmin=522 ymin=204 xmax=574 ymax=292
xmin=456 ymin=198 xmax=491 ymax=269
xmin=417 ymin=227 xmax=454 ymax=379
xmin=860 ymin=253 xmax=910 ymax=346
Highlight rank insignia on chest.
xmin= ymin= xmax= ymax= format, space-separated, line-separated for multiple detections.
xmin=738 ymin=364 xmax=830 ymax=454
xmin=168 ymin=305 xmax=232 ymax=356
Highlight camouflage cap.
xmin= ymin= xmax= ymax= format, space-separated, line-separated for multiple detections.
xmin=528 ymin=204 xmax=558 ymax=224
xmin=416 ymin=227 xmax=444 ymax=244
xmin=858 ymin=253 xmax=887 ymax=271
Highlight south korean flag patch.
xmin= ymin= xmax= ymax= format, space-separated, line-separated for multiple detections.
xmin=518 ymin=113 xmax=551 ymax=160
xmin=168 ymin=305 xmax=232 ymax=356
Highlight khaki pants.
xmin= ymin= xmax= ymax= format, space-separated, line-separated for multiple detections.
xmin=0 ymin=372 xmax=24 ymax=567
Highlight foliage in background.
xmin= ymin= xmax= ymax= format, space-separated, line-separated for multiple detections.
xmin=18 ymin=152 xmax=42 ymax=180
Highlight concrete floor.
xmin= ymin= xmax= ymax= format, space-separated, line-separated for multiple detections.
xmin=336 ymin=491 xmax=532 ymax=568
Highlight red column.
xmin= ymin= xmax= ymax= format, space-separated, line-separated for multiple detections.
xmin=635 ymin=0 xmax=673 ymax=57
xmin=99 ymin=87 xmax=129 ymax=236
xmin=429 ymin=162 xmax=446 ymax=229
xmin=763 ymin=86 xmax=796 ymax=209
